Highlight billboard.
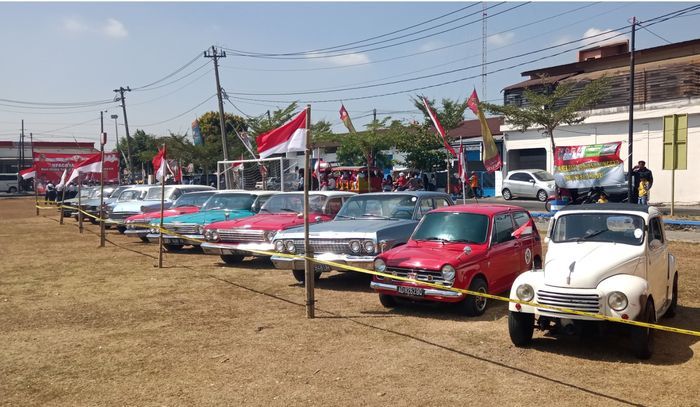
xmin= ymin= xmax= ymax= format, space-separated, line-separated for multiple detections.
xmin=553 ymin=142 xmax=625 ymax=189
xmin=32 ymin=152 xmax=120 ymax=192
xmin=192 ymin=119 xmax=204 ymax=146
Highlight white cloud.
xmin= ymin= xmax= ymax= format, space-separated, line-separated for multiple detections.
xmin=306 ymin=52 xmax=370 ymax=66
xmin=102 ymin=18 xmax=128 ymax=39
xmin=419 ymin=41 xmax=443 ymax=52
xmin=552 ymin=35 xmax=573 ymax=47
xmin=63 ymin=18 xmax=88 ymax=33
xmin=487 ymin=32 xmax=515 ymax=47
xmin=581 ymin=27 xmax=627 ymax=47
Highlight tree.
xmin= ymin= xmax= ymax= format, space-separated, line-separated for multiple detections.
xmin=335 ymin=117 xmax=399 ymax=169
xmin=116 ymin=129 xmax=159 ymax=175
xmin=480 ymin=77 xmax=610 ymax=155
xmin=246 ymin=102 xmax=298 ymax=137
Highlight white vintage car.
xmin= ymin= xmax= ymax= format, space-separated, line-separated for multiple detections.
xmin=508 ymin=203 xmax=678 ymax=359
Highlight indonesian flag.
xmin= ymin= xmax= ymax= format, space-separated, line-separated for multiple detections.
xmin=152 ymin=146 xmax=168 ymax=182
xmin=67 ymin=153 xmax=102 ymax=184
xmin=339 ymin=104 xmax=356 ymax=133
xmin=457 ymin=143 xmax=468 ymax=183
xmin=512 ymin=218 xmax=534 ymax=239
xmin=57 ymin=169 xmax=68 ymax=189
xmin=19 ymin=167 xmax=36 ymax=180
xmin=467 ymin=89 xmax=502 ymax=172
xmin=421 ymin=97 xmax=458 ymax=157
xmin=256 ymin=109 xmax=307 ymax=159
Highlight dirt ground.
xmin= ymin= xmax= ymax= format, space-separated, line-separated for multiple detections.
xmin=1 ymin=197 xmax=699 ymax=406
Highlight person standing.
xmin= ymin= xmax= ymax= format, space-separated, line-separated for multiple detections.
xmin=631 ymin=160 xmax=653 ymax=203
xmin=638 ymin=176 xmax=650 ymax=206
xmin=469 ymin=171 xmax=482 ymax=198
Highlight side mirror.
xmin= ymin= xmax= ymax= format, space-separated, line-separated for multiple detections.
xmin=530 ymin=179 xmax=536 ymax=184
xmin=649 ymin=239 xmax=663 ymax=250
xmin=224 ymin=211 xmax=230 ymax=220
xmin=314 ymin=216 xmax=322 ymax=222
xmin=463 ymin=246 xmax=472 ymax=255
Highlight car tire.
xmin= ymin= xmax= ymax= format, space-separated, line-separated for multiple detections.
xmin=508 ymin=311 xmax=534 ymax=346
xmin=163 ymin=244 xmax=184 ymax=252
xmin=457 ymin=277 xmax=488 ymax=316
xmin=221 ymin=254 xmax=244 ymax=264
xmin=663 ymin=273 xmax=678 ymax=318
xmin=631 ymin=299 xmax=655 ymax=359
xmin=502 ymin=188 xmax=512 ymax=200
xmin=379 ymin=293 xmax=398 ymax=308
xmin=537 ymin=189 xmax=548 ymax=202
xmin=90 ymin=218 xmax=99 ymax=225
xmin=139 ymin=236 xmax=150 ymax=243
xmin=292 ymin=269 xmax=321 ymax=283
xmin=8 ymin=186 xmax=17 ymax=193
xmin=116 ymin=225 xmax=126 ymax=234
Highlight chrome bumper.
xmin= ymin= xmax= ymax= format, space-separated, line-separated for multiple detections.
xmin=145 ymin=233 xmax=203 ymax=245
xmin=270 ymin=252 xmax=374 ymax=271
xmin=124 ymin=229 xmax=149 ymax=237
xmin=370 ymin=281 xmax=463 ymax=298
xmin=201 ymin=242 xmax=273 ymax=256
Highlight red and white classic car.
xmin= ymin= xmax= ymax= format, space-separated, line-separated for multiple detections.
xmin=371 ymin=204 xmax=543 ymax=316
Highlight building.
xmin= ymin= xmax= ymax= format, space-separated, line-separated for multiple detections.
xmin=500 ymin=38 xmax=700 ymax=204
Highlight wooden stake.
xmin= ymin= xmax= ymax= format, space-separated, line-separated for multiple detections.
xmin=303 ymin=105 xmax=315 ymax=319
xmin=78 ymin=180 xmax=83 ymax=234
xmin=99 ymin=132 xmax=106 ymax=247
xmin=158 ymin=144 xmax=166 ymax=268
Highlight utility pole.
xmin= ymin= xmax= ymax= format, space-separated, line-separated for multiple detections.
xmin=482 ymin=2 xmax=487 ymax=101
xmin=114 ymin=87 xmax=134 ymax=183
xmin=266 ymin=110 xmax=272 ymax=124
xmin=369 ymin=109 xmax=377 ymax=193
xmin=204 ymin=46 xmax=230 ymax=188
xmin=627 ymin=17 xmax=636 ymax=203
xmin=99 ymin=110 xmax=107 ymax=247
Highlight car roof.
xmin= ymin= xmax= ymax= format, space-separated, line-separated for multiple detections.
xmin=556 ymin=203 xmax=659 ymax=218
xmin=181 ymin=190 xmax=216 ymax=195
xmin=271 ymin=191 xmax=356 ymax=197
xmin=213 ymin=189 xmax=277 ymax=196
xmin=432 ymin=203 xmax=530 ymax=215
xmin=352 ymin=191 xmax=450 ymax=198
xmin=507 ymin=169 xmax=548 ymax=174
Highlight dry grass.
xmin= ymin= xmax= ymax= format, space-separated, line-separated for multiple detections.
xmin=1 ymin=197 xmax=699 ymax=406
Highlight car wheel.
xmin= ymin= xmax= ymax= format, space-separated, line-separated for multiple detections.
xmin=537 ymin=189 xmax=548 ymax=202
xmin=502 ymin=188 xmax=512 ymax=200
xmin=544 ymin=200 xmax=552 ymax=212
xmin=90 ymin=218 xmax=99 ymax=225
xmin=221 ymin=254 xmax=244 ymax=264
xmin=139 ymin=236 xmax=150 ymax=243
xmin=163 ymin=244 xmax=184 ymax=252
xmin=379 ymin=293 xmax=398 ymax=308
xmin=292 ymin=269 xmax=322 ymax=283
xmin=508 ymin=311 xmax=534 ymax=346
xmin=663 ymin=273 xmax=678 ymax=318
xmin=631 ymin=299 xmax=655 ymax=359
xmin=457 ymin=277 xmax=488 ymax=316
xmin=116 ymin=225 xmax=126 ymax=234
xmin=8 ymin=186 xmax=17 ymax=193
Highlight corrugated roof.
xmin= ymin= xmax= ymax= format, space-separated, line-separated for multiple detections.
xmin=447 ymin=117 xmax=504 ymax=139
xmin=503 ymin=73 xmax=578 ymax=91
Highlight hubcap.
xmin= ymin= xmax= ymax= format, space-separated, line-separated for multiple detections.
xmin=475 ymin=288 xmax=487 ymax=311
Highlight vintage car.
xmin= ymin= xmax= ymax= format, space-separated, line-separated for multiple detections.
xmin=508 ymin=203 xmax=678 ymax=359
xmin=124 ymin=190 xmax=216 ymax=241
xmin=70 ymin=185 xmax=121 ymax=223
xmin=271 ymin=191 xmax=454 ymax=282
xmin=60 ymin=186 xmax=97 ymax=218
xmin=107 ymin=185 xmax=214 ymax=233
xmin=201 ymin=191 xmax=355 ymax=264
xmin=371 ymin=204 xmax=542 ymax=316
xmin=146 ymin=190 xmax=277 ymax=251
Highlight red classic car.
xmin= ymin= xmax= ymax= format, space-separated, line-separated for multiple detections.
xmin=124 ymin=191 xmax=216 ymax=241
xmin=201 ymin=191 xmax=355 ymax=264
xmin=371 ymin=204 xmax=542 ymax=316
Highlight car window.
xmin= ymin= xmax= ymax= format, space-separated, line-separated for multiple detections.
xmin=552 ymin=213 xmax=645 ymax=245
xmin=492 ymin=214 xmax=515 ymax=244
xmin=325 ymin=197 xmax=343 ymax=216
xmin=435 ymin=198 xmax=451 ymax=208
xmin=418 ymin=198 xmax=434 ymax=219
xmin=413 ymin=212 xmax=489 ymax=244
xmin=513 ymin=212 xmax=530 ymax=228
xmin=253 ymin=195 xmax=272 ymax=212
xmin=510 ymin=173 xmax=529 ymax=182
xmin=649 ymin=218 xmax=664 ymax=245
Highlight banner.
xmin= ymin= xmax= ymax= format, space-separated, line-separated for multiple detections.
xmin=33 ymin=152 xmax=120 ymax=192
xmin=553 ymin=142 xmax=625 ymax=189
xmin=192 ymin=120 xmax=204 ymax=146
xmin=467 ymin=89 xmax=502 ymax=172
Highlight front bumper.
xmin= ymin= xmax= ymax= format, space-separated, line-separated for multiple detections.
xmin=201 ymin=241 xmax=274 ymax=257
xmin=270 ymin=252 xmax=374 ymax=271
xmin=370 ymin=281 xmax=463 ymax=301
xmin=124 ymin=229 xmax=149 ymax=238
xmin=145 ymin=233 xmax=203 ymax=246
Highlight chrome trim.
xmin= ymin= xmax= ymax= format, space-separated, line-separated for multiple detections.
xmin=370 ymin=281 xmax=463 ymax=298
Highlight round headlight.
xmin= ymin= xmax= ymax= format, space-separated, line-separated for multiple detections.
xmin=516 ymin=284 xmax=534 ymax=302
xmin=211 ymin=231 xmax=220 ymax=242
xmin=374 ymin=258 xmax=387 ymax=273
xmin=363 ymin=240 xmax=375 ymax=254
xmin=349 ymin=240 xmax=361 ymax=253
xmin=285 ymin=240 xmax=296 ymax=253
xmin=608 ymin=291 xmax=628 ymax=311
xmin=441 ymin=265 xmax=456 ymax=281
xmin=197 ymin=225 xmax=205 ymax=235
xmin=204 ymin=230 xmax=213 ymax=241
xmin=264 ymin=230 xmax=277 ymax=242
xmin=150 ymin=227 xmax=157 ymax=234
xmin=274 ymin=240 xmax=285 ymax=253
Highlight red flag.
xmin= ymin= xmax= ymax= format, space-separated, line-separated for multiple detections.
xmin=339 ymin=104 xmax=356 ymax=133
xmin=512 ymin=218 xmax=534 ymax=239
xmin=67 ymin=153 xmax=102 ymax=184
xmin=256 ymin=109 xmax=307 ymax=158
xmin=421 ymin=97 xmax=457 ymax=157
xmin=153 ymin=146 xmax=169 ymax=182
xmin=467 ymin=89 xmax=502 ymax=172
xmin=457 ymin=143 xmax=467 ymax=183
xmin=19 ymin=167 xmax=36 ymax=180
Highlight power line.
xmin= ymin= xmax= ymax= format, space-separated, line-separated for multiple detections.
xmin=637 ymin=22 xmax=673 ymax=44
xmin=131 ymin=94 xmax=217 ymax=128
xmin=0 ymin=97 xmax=114 ymax=108
xmin=132 ymin=61 xmax=211 ymax=93
xmin=131 ymin=52 xmax=203 ymax=91
xmin=129 ymin=68 xmax=213 ymax=107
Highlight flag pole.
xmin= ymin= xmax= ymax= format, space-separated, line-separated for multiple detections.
xmin=158 ymin=144 xmax=166 ymax=268
xmin=303 ymin=105 xmax=315 ymax=319
xmin=99 ymin=130 xmax=106 ymax=248
xmin=59 ymin=175 xmax=67 ymax=225
xmin=461 ymin=138 xmax=466 ymax=204
xmin=78 ymin=178 xmax=83 ymax=234
xmin=34 ymin=175 xmax=39 ymax=216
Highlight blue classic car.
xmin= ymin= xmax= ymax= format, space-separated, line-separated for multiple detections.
xmin=271 ymin=191 xmax=454 ymax=282
xmin=146 ymin=190 xmax=277 ymax=251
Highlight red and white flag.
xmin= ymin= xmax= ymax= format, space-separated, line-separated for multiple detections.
xmin=512 ymin=218 xmax=534 ymax=238
xmin=57 ymin=169 xmax=68 ymax=189
xmin=19 ymin=167 xmax=36 ymax=180
xmin=67 ymin=153 xmax=102 ymax=184
xmin=421 ymin=97 xmax=457 ymax=157
xmin=256 ymin=109 xmax=307 ymax=159
xmin=456 ymin=143 xmax=468 ymax=183
xmin=152 ymin=146 xmax=169 ymax=182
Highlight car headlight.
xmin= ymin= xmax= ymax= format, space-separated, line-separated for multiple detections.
xmin=127 ymin=224 xmax=134 ymax=230
xmin=285 ymin=240 xmax=296 ymax=253
xmin=150 ymin=227 xmax=158 ymax=234
xmin=441 ymin=265 xmax=456 ymax=281
xmin=608 ymin=291 xmax=628 ymax=311
xmin=204 ymin=230 xmax=213 ymax=241
xmin=349 ymin=240 xmax=361 ymax=253
xmin=363 ymin=240 xmax=375 ymax=254
xmin=197 ymin=225 xmax=205 ymax=235
xmin=374 ymin=258 xmax=386 ymax=273
xmin=211 ymin=231 xmax=220 ymax=242
xmin=516 ymin=284 xmax=534 ymax=302
xmin=264 ymin=230 xmax=277 ymax=242
xmin=274 ymin=240 xmax=285 ymax=253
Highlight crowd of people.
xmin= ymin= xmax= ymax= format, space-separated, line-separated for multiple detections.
xmin=42 ymin=181 xmax=86 ymax=203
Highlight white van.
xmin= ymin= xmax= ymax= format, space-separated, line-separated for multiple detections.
xmin=0 ymin=174 xmax=19 ymax=193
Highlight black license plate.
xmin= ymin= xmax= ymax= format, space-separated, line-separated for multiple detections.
xmin=313 ymin=263 xmax=331 ymax=272
xmin=164 ymin=238 xmax=184 ymax=245
xmin=397 ymin=286 xmax=424 ymax=297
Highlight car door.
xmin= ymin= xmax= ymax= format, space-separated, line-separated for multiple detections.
xmin=647 ymin=217 xmax=669 ymax=308
xmin=520 ymin=172 xmax=537 ymax=198
xmin=512 ymin=211 xmax=537 ymax=273
xmin=416 ymin=198 xmax=435 ymax=220
xmin=487 ymin=213 xmax=519 ymax=292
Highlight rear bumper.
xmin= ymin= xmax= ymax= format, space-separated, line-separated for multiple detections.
xmin=201 ymin=242 xmax=273 ymax=256
xmin=270 ymin=252 xmax=374 ymax=271
xmin=145 ymin=233 xmax=203 ymax=245
xmin=370 ymin=281 xmax=463 ymax=301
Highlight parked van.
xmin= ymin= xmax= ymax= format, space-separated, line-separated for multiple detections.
xmin=0 ymin=174 xmax=19 ymax=193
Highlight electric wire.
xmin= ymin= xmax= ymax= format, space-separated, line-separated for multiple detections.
xmin=131 ymin=52 xmax=204 ymax=91
xmin=131 ymin=94 xmax=217 ymax=127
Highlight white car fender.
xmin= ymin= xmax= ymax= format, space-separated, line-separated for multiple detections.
xmin=668 ymin=253 xmax=678 ymax=284
xmin=508 ymin=270 xmax=544 ymax=313
xmin=597 ymin=274 xmax=649 ymax=320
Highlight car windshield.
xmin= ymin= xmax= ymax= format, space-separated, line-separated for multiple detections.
xmin=145 ymin=186 xmax=170 ymax=200
xmin=78 ymin=188 xmax=93 ymax=198
xmin=88 ymin=188 xmax=104 ymax=199
xmin=260 ymin=194 xmax=326 ymax=214
xmin=337 ymin=194 xmax=417 ymax=220
xmin=118 ymin=189 xmax=145 ymax=201
xmin=552 ymin=213 xmax=645 ymax=245
xmin=413 ymin=212 xmax=489 ymax=243
xmin=173 ymin=192 xmax=215 ymax=208
xmin=532 ymin=170 xmax=554 ymax=181
xmin=109 ymin=186 xmax=129 ymax=199
xmin=201 ymin=193 xmax=255 ymax=211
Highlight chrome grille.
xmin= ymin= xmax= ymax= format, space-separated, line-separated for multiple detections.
xmin=108 ymin=212 xmax=137 ymax=221
xmin=536 ymin=290 xmax=600 ymax=314
xmin=218 ymin=229 xmax=265 ymax=243
xmin=168 ymin=224 xmax=198 ymax=235
xmin=291 ymin=239 xmax=351 ymax=255
xmin=386 ymin=266 xmax=452 ymax=287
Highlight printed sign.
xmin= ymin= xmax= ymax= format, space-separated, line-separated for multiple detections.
xmin=33 ymin=152 xmax=120 ymax=192
xmin=553 ymin=142 xmax=625 ymax=189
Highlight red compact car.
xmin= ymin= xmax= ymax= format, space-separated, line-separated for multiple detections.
xmin=371 ymin=204 xmax=542 ymax=316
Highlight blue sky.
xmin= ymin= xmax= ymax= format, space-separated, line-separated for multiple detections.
xmin=0 ymin=1 xmax=698 ymax=151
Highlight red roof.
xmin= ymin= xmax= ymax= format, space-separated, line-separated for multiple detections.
xmin=446 ymin=117 xmax=503 ymax=140
xmin=433 ymin=203 xmax=529 ymax=215
xmin=0 ymin=140 xmax=95 ymax=149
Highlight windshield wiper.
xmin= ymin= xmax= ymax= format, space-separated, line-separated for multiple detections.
xmin=447 ymin=239 xmax=477 ymax=243
xmin=360 ymin=213 xmax=391 ymax=219
xmin=335 ymin=214 xmax=355 ymax=220
xmin=279 ymin=208 xmax=298 ymax=213
xmin=259 ymin=208 xmax=272 ymax=213
xmin=575 ymin=229 xmax=607 ymax=242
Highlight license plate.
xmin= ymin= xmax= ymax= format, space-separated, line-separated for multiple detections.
xmin=397 ymin=286 xmax=424 ymax=297
xmin=313 ymin=263 xmax=331 ymax=273
xmin=165 ymin=238 xmax=183 ymax=245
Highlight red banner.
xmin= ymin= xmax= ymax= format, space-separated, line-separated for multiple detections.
xmin=32 ymin=152 xmax=120 ymax=192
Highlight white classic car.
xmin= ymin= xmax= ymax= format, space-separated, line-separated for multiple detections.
xmin=508 ymin=203 xmax=678 ymax=359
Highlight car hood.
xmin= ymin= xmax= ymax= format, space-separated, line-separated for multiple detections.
xmin=207 ymin=213 xmax=328 ymax=231
xmin=544 ymin=242 xmax=644 ymax=289
xmin=161 ymin=209 xmax=255 ymax=226
xmin=127 ymin=207 xmax=200 ymax=222
xmin=277 ymin=218 xmax=417 ymax=240
xmin=383 ymin=240 xmax=488 ymax=270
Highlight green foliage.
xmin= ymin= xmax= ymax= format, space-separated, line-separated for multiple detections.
xmin=246 ymin=102 xmax=298 ymax=137
xmin=335 ymin=117 xmax=399 ymax=168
